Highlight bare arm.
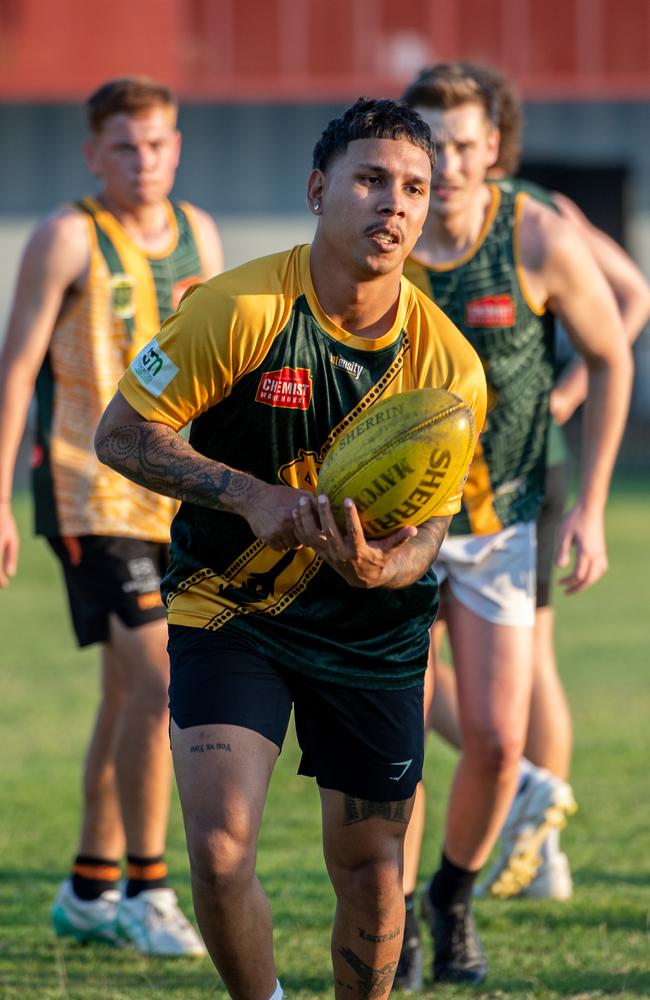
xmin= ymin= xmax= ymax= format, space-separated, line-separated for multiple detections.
xmin=550 ymin=192 xmax=650 ymax=425
xmin=94 ymin=391 xmax=309 ymax=551
xmin=0 ymin=210 xmax=90 ymax=586
xmin=521 ymin=202 xmax=634 ymax=592
xmin=292 ymin=492 xmax=451 ymax=590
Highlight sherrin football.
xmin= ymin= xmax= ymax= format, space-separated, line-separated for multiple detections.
xmin=317 ymin=387 xmax=475 ymax=538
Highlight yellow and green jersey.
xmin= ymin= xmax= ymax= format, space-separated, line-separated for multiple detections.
xmin=33 ymin=196 xmax=204 ymax=541
xmin=119 ymin=244 xmax=486 ymax=689
xmin=491 ymin=177 xmax=570 ymax=469
xmin=405 ymin=186 xmax=555 ymax=536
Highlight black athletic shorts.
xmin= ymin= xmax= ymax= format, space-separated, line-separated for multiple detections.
xmin=536 ymin=461 xmax=570 ymax=608
xmin=47 ymin=535 xmax=169 ymax=647
xmin=168 ymin=625 xmax=424 ymax=803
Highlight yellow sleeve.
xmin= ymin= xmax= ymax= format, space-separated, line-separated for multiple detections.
xmin=405 ymin=283 xmax=487 ymax=517
xmin=119 ymin=251 xmax=298 ymax=430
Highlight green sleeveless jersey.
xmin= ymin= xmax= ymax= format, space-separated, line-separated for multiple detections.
xmin=119 ymin=245 xmax=486 ymax=690
xmin=32 ymin=197 xmax=203 ymax=540
xmin=405 ymin=186 xmax=555 ymax=535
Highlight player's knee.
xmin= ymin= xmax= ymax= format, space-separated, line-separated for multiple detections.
xmin=329 ymin=854 xmax=403 ymax=914
xmin=465 ymin=725 xmax=523 ymax=779
xmin=126 ymin=667 xmax=169 ymax=715
xmin=186 ymin=819 xmax=257 ymax=893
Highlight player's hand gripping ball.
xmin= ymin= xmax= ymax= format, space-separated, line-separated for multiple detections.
xmin=317 ymin=388 xmax=475 ymax=538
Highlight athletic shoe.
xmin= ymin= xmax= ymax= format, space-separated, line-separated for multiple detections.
xmin=474 ymin=767 xmax=577 ymax=900
xmin=519 ymin=851 xmax=573 ymax=901
xmin=422 ymin=887 xmax=487 ymax=984
xmin=116 ymin=887 xmax=206 ymax=956
xmin=51 ymin=878 xmax=123 ymax=946
xmin=393 ymin=933 xmax=424 ymax=992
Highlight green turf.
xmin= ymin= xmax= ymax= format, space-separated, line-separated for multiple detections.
xmin=0 ymin=477 xmax=648 ymax=998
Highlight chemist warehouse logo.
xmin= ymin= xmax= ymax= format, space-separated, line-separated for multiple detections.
xmin=255 ymin=367 xmax=313 ymax=410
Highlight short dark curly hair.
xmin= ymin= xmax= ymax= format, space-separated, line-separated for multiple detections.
xmin=312 ymin=97 xmax=433 ymax=172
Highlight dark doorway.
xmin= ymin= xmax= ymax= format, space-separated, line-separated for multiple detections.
xmin=519 ymin=163 xmax=627 ymax=247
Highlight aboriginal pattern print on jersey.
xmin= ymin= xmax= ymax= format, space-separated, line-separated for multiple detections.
xmin=32 ymin=197 xmax=203 ymax=541
xmin=119 ymin=245 xmax=487 ymax=689
xmin=405 ymin=187 xmax=555 ymax=536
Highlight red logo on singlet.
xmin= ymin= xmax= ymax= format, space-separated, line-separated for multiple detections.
xmin=255 ymin=367 xmax=313 ymax=410
xmin=465 ymin=294 xmax=515 ymax=327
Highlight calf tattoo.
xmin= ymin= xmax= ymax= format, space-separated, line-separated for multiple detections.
xmin=338 ymin=946 xmax=397 ymax=999
xmin=358 ymin=926 xmax=400 ymax=943
xmin=343 ymin=797 xmax=408 ymax=826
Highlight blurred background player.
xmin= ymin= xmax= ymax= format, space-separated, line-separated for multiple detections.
xmin=419 ymin=63 xmax=650 ymax=914
xmin=395 ymin=61 xmax=633 ymax=987
xmin=0 ymin=76 xmax=223 ymax=954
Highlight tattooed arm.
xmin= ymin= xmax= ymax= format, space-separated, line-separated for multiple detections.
xmin=94 ymin=391 xmax=308 ymax=551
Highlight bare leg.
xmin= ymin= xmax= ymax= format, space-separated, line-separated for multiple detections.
xmin=172 ymin=721 xmax=279 ymax=1000
xmin=77 ymin=643 xmax=126 ymax=859
xmin=322 ymin=788 xmax=413 ymax=1000
xmin=443 ymin=600 xmax=533 ymax=870
xmin=108 ymin=615 xmax=171 ymax=856
xmin=525 ymin=606 xmax=572 ymax=779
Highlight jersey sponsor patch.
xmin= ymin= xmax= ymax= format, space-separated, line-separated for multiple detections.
xmin=131 ymin=338 xmax=180 ymax=397
xmin=255 ymin=366 xmax=313 ymax=410
xmin=465 ymin=294 xmax=515 ymax=327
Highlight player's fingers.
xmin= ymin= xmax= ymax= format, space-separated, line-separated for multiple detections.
xmin=564 ymin=552 xmax=607 ymax=594
xmin=292 ymin=496 xmax=319 ymax=542
xmin=317 ymin=495 xmax=348 ymax=556
xmin=554 ymin=525 xmax=572 ymax=568
xmin=342 ymin=498 xmax=365 ymax=549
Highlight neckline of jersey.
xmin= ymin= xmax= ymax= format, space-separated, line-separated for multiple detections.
xmin=298 ymin=244 xmax=413 ymax=351
xmin=409 ymin=184 xmax=501 ymax=273
xmin=83 ymin=196 xmax=180 ymax=260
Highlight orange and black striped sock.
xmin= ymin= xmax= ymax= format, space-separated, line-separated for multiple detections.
xmin=72 ymin=855 xmax=121 ymax=900
xmin=125 ymin=855 xmax=168 ymax=898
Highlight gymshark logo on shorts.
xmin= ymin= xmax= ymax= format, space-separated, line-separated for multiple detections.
xmin=389 ymin=759 xmax=413 ymax=781
xmin=329 ymin=354 xmax=365 ymax=379
xmin=131 ymin=338 xmax=179 ymax=397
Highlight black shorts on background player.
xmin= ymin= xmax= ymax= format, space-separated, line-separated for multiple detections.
xmin=48 ymin=536 xmax=169 ymax=647
xmin=535 ymin=461 xmax=570 ymax=609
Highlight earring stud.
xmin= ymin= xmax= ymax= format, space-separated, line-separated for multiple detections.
xmin=313 ymin=202 xmax=320 ymax=211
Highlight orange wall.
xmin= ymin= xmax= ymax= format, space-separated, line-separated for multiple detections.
xmin=0 ymin=0 xmax=648 ymax=101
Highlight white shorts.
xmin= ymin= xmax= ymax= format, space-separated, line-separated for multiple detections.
xmin=435 ymin=521 xmax=537 ymax=627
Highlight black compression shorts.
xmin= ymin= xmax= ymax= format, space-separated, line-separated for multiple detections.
xmin=168 ymin=624 xmax=424 ymax=803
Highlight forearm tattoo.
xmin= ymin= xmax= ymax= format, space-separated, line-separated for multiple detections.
xmin=95 ymin=421 xmax=254 ymax=510
xmin=338 ymin=946 xmax=397 ymax=999
xmin=343 ymin=797 xmax=408 ymax=826
xmin=385 ymin=516 xmax=451 ymax=589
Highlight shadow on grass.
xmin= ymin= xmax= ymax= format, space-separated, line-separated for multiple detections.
xmin=478 ymin=896 xmax=648 ymax=933
xmin=575 ymin=868 xmax=650 ymax=888
xmin=485 ymin=969 xmax=650 ymax=996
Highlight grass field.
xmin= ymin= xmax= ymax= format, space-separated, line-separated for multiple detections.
xmin=1 ymin=477 xmax=648 ymax=999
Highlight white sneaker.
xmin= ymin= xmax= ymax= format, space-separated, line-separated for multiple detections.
xmin=51 ymin=878 xmax=123 ymax=945
xmin=475 ymin=767 xmax=577 ymax=899
xmin=520 ymin=851 xmax=573 ymax=901
xmin=116 ymin=887 xmax=207 ymax=956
